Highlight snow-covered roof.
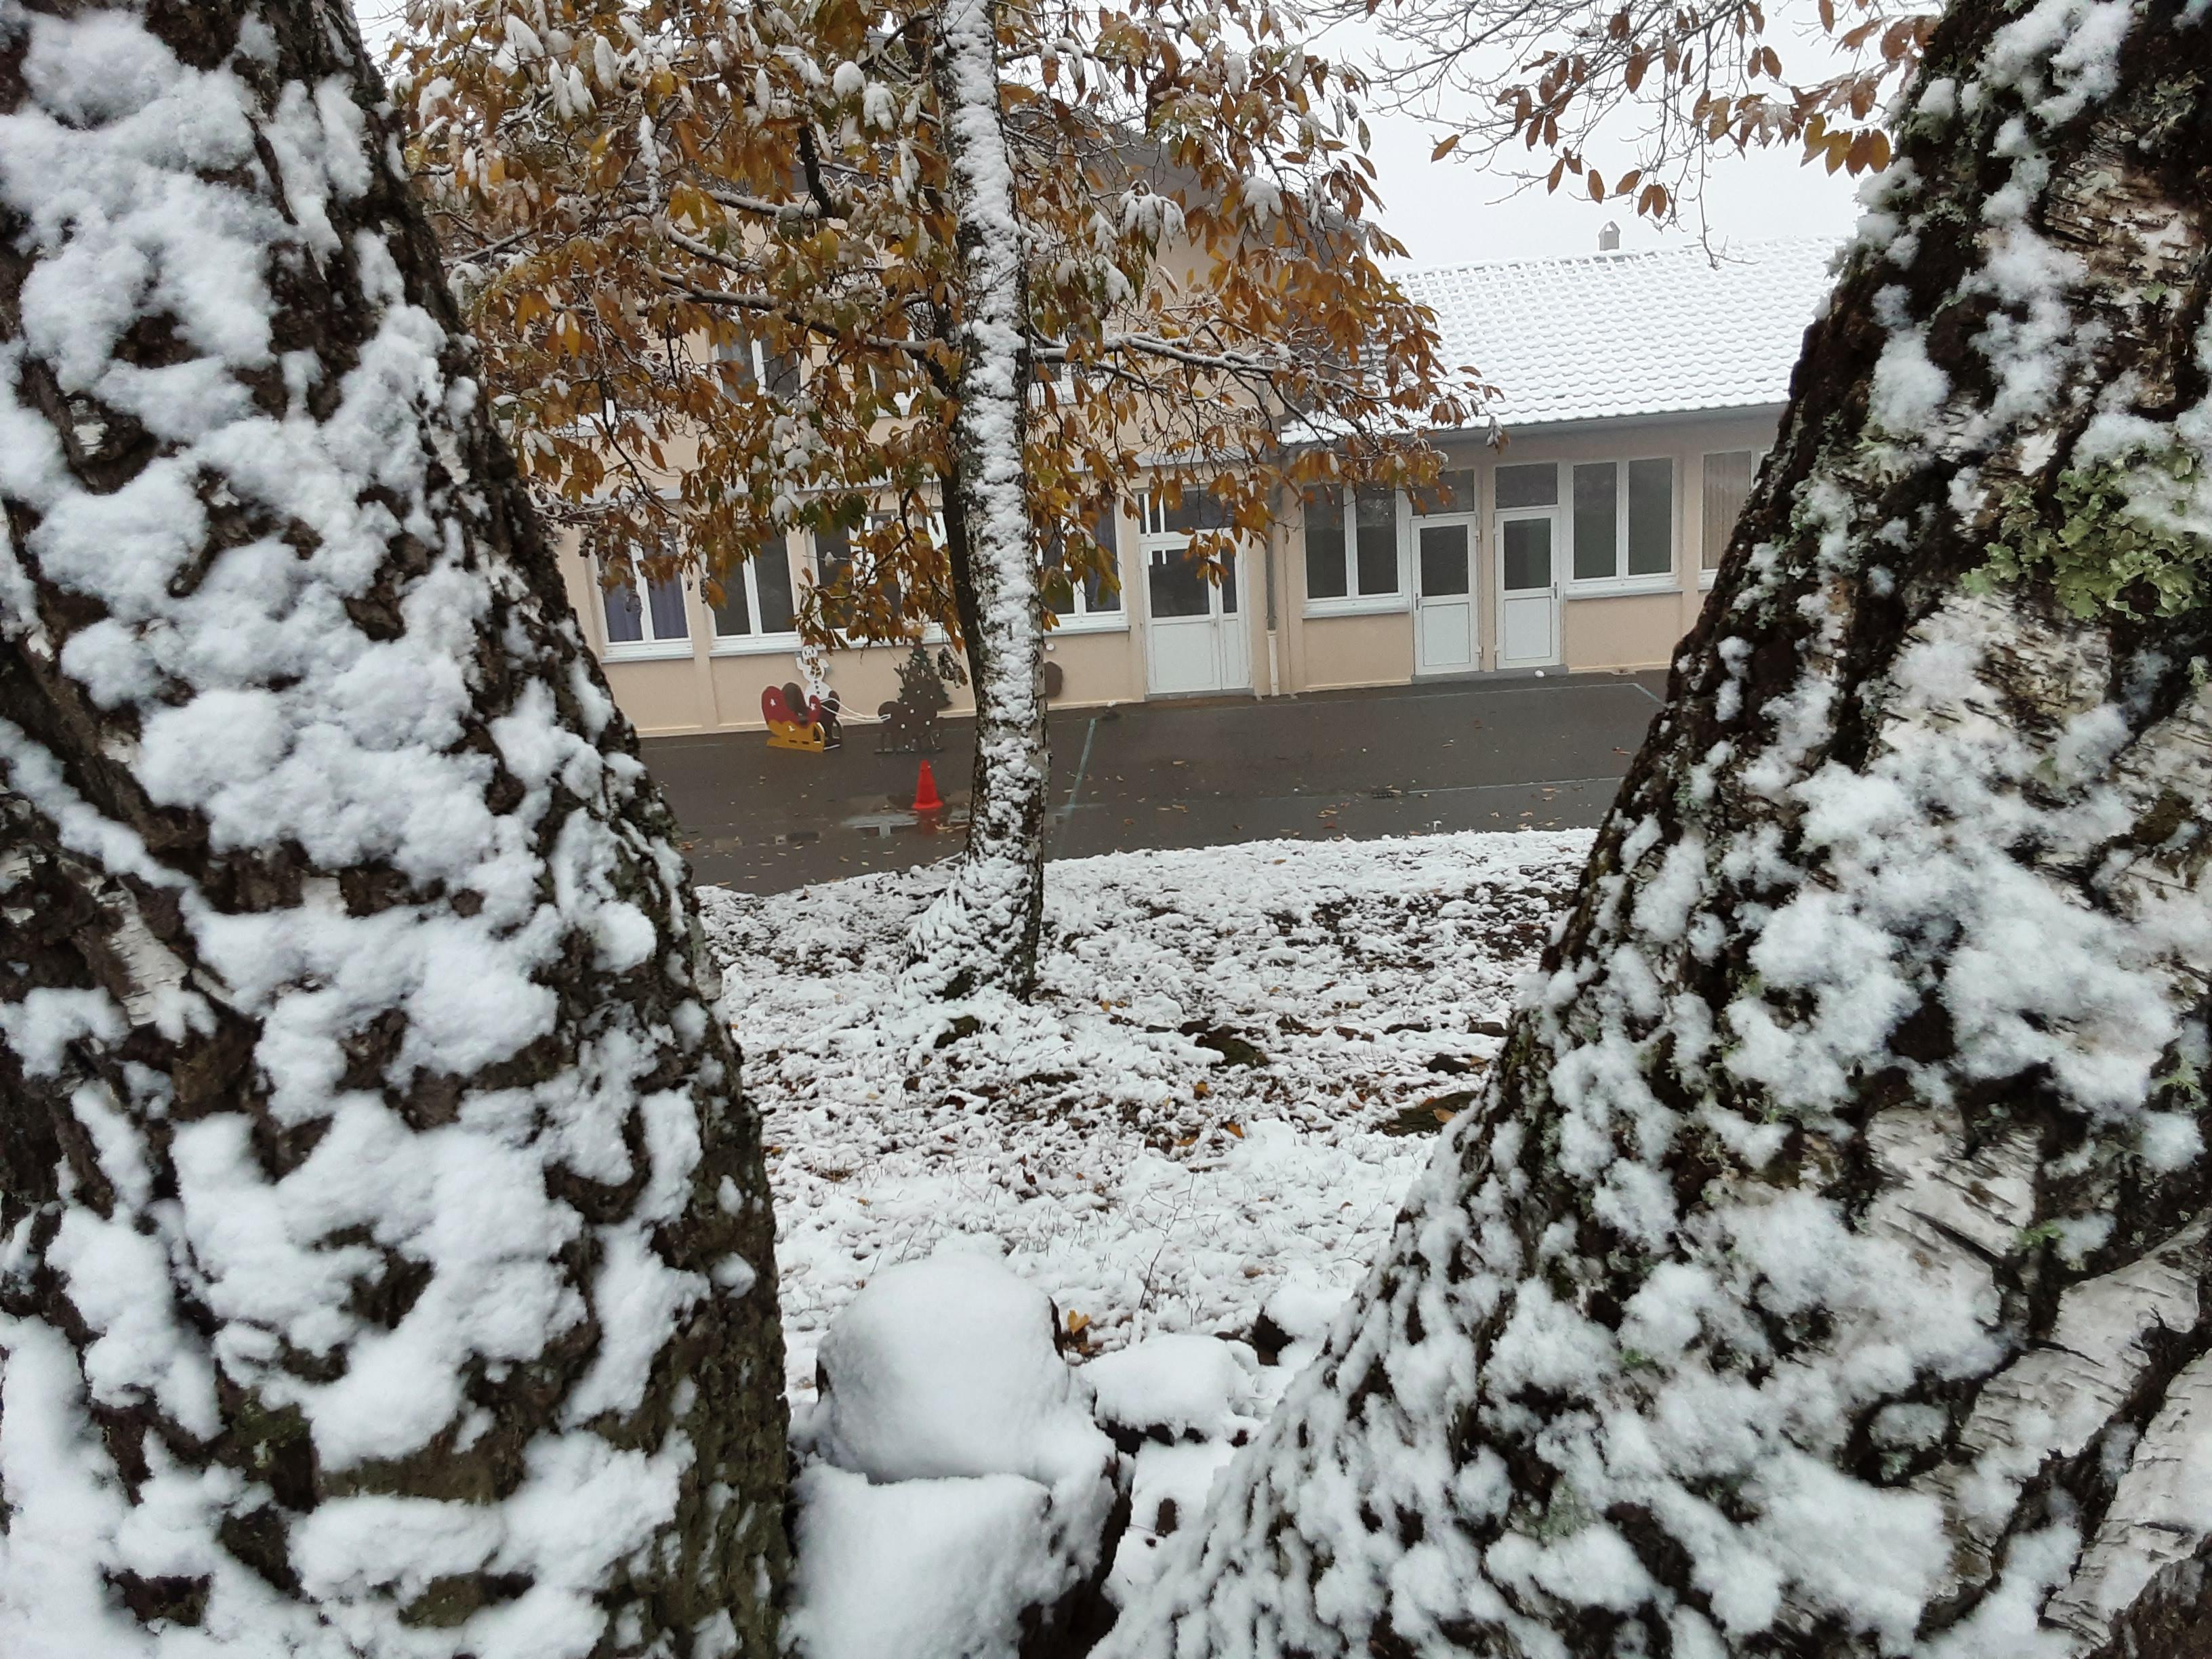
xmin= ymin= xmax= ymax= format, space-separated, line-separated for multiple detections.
xmin=1399 ymin=237 xmax=1839 ymax=429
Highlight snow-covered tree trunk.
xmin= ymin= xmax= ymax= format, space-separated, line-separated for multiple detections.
xmin=0 ymin=3 xmax=786 ymax=1653
xmin=902 ymin=0 xmax=1050 ymax=1001
xmin=1107 ymin=3 xmax=2212 ymax=1656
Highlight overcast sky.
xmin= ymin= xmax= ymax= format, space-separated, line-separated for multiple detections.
xmin=1311 ymin=7 xmax=1868 ymax=272
xmin=1359 ymin=116 xmax=1864 ymax=271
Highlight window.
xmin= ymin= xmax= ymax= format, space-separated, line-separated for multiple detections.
xmin=1702 ymin=450 xmax=1760 ymax=581
xmin=1303 ymin=487 xmax=1345 ymax=600
xmin=812 ymin=515 xmax=888 ymax=636
xmin=1410 ymin=468 xmax=1478 ymax=517
xmin=1494 ymin=462 xmax=1558 ymax=510
xmin=1140 ymin=489 xmax=1237 ymax=620
xmin=1029 ymin=355 xmax=1077 ymax=398
xmin=710 ymin=535 xmax=798 ymax=648
xmin=811 ymin=511 xmax=947 ymax=640
xmin=598 ymin=558 xmax=691 ymax=659
xmin=1042 ymin=504 xmax=1124 ymax=626
xmin=1569 ymin=458 xmax=1673 ymax=586
xmin=717 ymin=331 xmax=800 ymax=397
xmin=1303 ymin=484 xmax=1400 ymax=610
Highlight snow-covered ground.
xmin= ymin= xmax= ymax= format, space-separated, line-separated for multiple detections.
xmin=701 ymin=829 xmax=1590 ymax=1395
xmin=705 ymin=830 xmax=1593 ymax=1652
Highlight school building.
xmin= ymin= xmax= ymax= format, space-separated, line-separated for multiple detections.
xmin=557 ymin=237 xmax=1837 ymax=734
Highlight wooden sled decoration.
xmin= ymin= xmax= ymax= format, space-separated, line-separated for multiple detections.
xmin=764 ymin=682 xmax=842 ymax=752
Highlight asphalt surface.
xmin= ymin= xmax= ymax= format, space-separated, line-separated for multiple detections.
xmin=644 ymin=669 xmax=1670 ymax=894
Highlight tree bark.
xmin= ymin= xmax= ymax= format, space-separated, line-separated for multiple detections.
xmin=1107 ymin=2 xmax=2212 ymax=1654
xmin=901 ymin=0 xmax=1051 ymax=1002
xmin=0 ymin=2 xmax=785 ymax=1653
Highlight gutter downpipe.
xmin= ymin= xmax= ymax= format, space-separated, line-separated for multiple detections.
xmin=1263 ymin=516 xmax=1282 ymax=697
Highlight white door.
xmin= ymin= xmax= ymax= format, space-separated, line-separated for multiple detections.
xmin=1495 ymin=512 xmax=1561 ymax=669
xmin=1414 ymin=520 xmax=1476 ymax=674
xmin=1143 ymin=540 xmax=1248 ymax=696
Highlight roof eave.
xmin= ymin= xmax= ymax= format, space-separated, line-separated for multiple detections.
xmin=1428 ymin=399 xmax=1790 ymax=445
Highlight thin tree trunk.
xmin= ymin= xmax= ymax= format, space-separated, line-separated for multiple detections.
xmin=1108 ymin=3 xmax=2212 ymax=1654
xmin=902 ymin=0 xmax=1050 ymax=1002
xmin=0 ymin=2 xmax=785 ymax=1652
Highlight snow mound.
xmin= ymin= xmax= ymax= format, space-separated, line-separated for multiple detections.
xmin=1084 ymin=1336 xmax=1269 ymax=1607
xmin=786 ymin=1465 xmax=1071 ymax=1659
xmin=792 ymin=1254 xmax=1125 ymax=1659
xmin=814 ymin=1253 xmax=1110 ymax=1489
xmin=1253 ymin=1273 xmax=1353 ymax=1375
xmin=1085 ymin=1334 xmax=1264 ymax=1445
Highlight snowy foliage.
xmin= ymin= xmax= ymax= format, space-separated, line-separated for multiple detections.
xmin=401 ymin=0 xmax=1485 ymax=998
xmin=0 ymin=4 xmax=777 ymax=1652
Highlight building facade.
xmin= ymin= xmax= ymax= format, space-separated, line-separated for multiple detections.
xmin=557 ymin=239 xmax=1837 ymax=735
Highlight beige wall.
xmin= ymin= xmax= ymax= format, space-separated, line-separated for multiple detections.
xmin=600 ymin=657 xmax=706 ymax=737
xmin=1280 ymin=406 xmax=1780 ymax=690
xmin=1563 ymin=592 xmax=1682 ymax=672
xmin=569 ymin=524 xmax=1149 ymax=736
xmin=1298 ymin=611 xmax=1413 ymax=692
xmin=569 ymin=406 xmax=1781 ymax=734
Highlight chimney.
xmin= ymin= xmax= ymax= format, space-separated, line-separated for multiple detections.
xmin=1598 ymin=220 xmax=1621 ymax=252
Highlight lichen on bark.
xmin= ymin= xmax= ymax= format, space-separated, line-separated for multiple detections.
xmin=1972 ymin=445 xmax=2212 ymax=619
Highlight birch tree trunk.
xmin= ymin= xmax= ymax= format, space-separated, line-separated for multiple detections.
xmin=1108 ymin=2 xmax=2212 ymax=1654
xmin=901 ymin=0 xmax=1051 ymax=1002
xmin=0 ymin=2 xmax=786 ymax=1652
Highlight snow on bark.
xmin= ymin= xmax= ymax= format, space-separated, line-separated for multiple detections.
xmin=1106 ymin=3 xmax=2212 ymax=1655
xmin=901 ymin=0 xmax=1050 ymax=1001
xmin=0 ymin=3 xmax=784 ymax=1653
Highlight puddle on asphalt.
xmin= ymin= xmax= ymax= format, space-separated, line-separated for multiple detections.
xmin=845 ymin=809 xmax=969 ymax=839
xmin=686 ymin=828 xmax=828 ymax=852
xmin=687 ymin=813 xmax=965 ymax=853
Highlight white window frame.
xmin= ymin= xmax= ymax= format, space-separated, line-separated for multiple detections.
xmin=595 ymin=559 xmax=695 ymax=662
xmin=1136 ymin=490 xmax=1245 ymax=622
xmin=716 ymin=332 xmax=800 ymax=396
xmin=1042 ymin=503 xmax=1129 ymax=635
xmin=1028 ymin=358 xmax=1078 ymax=402
xmin=1698 ymin=449 xmax=1768 ymax=591
xmin=1302 ymin=483 xmax=1408 ymax=619
xmin=807 ymin=510 xmax=955 ymax=647
xmin=707 ymin=535 xmax=802 ymax=657
xmin=1566 ymin=455 xmax=1679 ymax=596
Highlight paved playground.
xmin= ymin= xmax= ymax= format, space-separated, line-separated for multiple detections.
xmin=643 ymin=669 xmax=1669 ymax=893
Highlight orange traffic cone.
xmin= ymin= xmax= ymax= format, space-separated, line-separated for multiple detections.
xmin=912 ymin=760 xmax=944 ymax=814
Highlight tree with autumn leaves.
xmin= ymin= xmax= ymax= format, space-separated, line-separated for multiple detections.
xmin=1350 ymin=0 xmax=1936 ymax=237
xmin=396 ymin=0 xmax=1483 ymax=998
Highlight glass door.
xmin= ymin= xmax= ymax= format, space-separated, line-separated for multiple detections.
xmin=1496 ymin=514 xmax=1561 ymax=669
xmin=1141 ymin=497 xmax=1249 ymax=696
xmin=1414 ymin=521 xmax=1475 ymax=673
